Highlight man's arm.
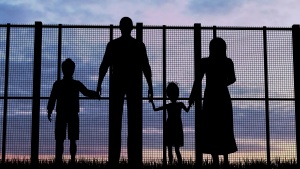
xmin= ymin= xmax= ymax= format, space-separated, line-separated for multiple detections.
xmin=79 ymin=81 xmax=100 ymax=99
xmin=97 ymin=42 xmax=112 ymax=95
xmin=141 ymin=43 xmax=153 ymax=102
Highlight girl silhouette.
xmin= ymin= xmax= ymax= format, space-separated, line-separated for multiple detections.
xmin=151 ymin=82 xmax=191 ymax=165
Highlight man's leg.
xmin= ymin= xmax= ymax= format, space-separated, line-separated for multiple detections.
xmin=109 ymin=86 xmax=124 ymax=165
xmin=55 ymin=139 xmax=64 ymax=164
xmin=127 ymin=85 xmax=143 ymax=166
xmin=70 ymin=140 xmax=77 ymax=163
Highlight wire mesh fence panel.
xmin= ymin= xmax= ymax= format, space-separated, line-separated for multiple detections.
xmin=229 ymin=100 xmax=267 ymax=162
xmin=0 ymin=24 xmax=298 ymax=164
xmin=269 ymin=101 xmax=296 ymax=161
xmin=6 ymin=99 xmax=32 ymax=160
xmin=143 ymin=28 xmax=164 ymax=162
xmin=267 ymin=29 xmax=294 ymax=99
xmin=0 ymin=26 xmax=7 ymax=161
xmin=41 ymin=27 xmax=58 ymax=98
xmin=166 ymin=28 xmax=195 ymax=162
xmin=8 ymin=27 xmax=34 ymax=97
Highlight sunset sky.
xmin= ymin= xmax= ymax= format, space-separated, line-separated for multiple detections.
xmin=0 ymin=0 xmax=298 ymax=162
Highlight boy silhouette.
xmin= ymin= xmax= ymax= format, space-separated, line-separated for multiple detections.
xmin=151 ymin=82 xmax=191 ymax=165
xmin=47 ymin=58 xmax=100 ymax=164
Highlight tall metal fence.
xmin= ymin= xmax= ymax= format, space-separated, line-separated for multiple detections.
xmin=0 ymin=22 xmax=300 ymax=166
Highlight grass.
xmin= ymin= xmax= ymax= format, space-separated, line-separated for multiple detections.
xmin=0 ymin=158 xmax=298 ymax=169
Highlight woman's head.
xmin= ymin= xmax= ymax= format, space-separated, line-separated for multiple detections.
xmin=167 ymin=82 xmax=179 ymax=101
xmin=209 ymin=37 xmax=227 ymax=58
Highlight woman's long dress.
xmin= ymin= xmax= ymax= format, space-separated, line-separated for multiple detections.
xmin=199 ymin=57 xmax=237 ymax=155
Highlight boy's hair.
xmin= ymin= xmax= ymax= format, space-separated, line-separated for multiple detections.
xmin=62 ymin=58 xmax=75 ymax=77
xmin=167 ymin=82 xmax=179 ymax=99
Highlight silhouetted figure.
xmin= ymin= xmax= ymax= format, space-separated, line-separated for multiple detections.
xmin=189 ymin=37 xmax=237 ymax=168
xmin=47 ymin=58 xmax=100 ymax=164
xmin=97 ymin=17 xmax=153 ymax=167
xmin=151 ymin=82 xmax=190 ymax=165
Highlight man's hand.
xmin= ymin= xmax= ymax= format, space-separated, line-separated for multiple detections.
xmin=48 ymin=112 xmax=52 ymax=122
xmin=189 ymin=98 xmax=195 ymax=107
xmin=97 ymin=86 xmax=102 ymax=97
xmin=148 ymin=87 xmax=153 ymax=103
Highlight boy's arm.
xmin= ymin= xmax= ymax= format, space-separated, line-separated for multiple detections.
xmin=47 ymin=82 xmax=58 ymax=122
xmin=79 ymin=82 xmax=100 ymax=99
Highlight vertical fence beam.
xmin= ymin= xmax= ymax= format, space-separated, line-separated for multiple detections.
xmin=213 ymin=26 xmax=217 ymax=38
xmin=292 ymin=24 xmax=300 ymax=166
xmin=263 ymin=26 xmax=271 ymax=167
xmin=162 ymin=25 xmax=167 ymax=166
xmin=194 ymin=23 xmax=202 ymax=167
xmin=31 ymin=21 xmax=42 ymax=164
xmin=135 ymin=22 xmax=143 ymax=165
xmin=2 ymin=23 xmax=10 ymax=163
xmin=57 ymin=24 xmax=62 ymax=80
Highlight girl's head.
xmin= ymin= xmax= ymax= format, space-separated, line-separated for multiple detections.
xmin=167 ymin=82 xmax=179 ymax=101
xmin=209 ymin=37 xmax=227 ymax=58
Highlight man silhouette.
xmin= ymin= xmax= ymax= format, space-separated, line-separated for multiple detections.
xmin=97 ymin=17 xmax=153 ymax=166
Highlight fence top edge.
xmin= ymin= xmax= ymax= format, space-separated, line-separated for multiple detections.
xmin=0 ymin=24 xmax=293 ymax=30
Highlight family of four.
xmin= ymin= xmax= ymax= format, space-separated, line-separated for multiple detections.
xmin=47 ymin=17 xmax=237 ymax=168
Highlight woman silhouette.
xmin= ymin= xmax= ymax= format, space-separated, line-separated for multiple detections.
xmin=189 ymin=37 xmax=237 ymax=168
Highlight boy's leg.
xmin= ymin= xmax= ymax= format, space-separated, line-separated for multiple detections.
xmin=175 ymin=146 xmax=182 ymax=165
xmin=68 ymin=114 xmax=79 ymax=163
xmin=70 ymin=140 xmax=77 ymax=163
xmin=168 ymin=146 xmax=173 ymax=165
xmin=55 ymin=115 xmax=66 ymax=164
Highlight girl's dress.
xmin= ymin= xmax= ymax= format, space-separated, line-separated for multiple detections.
xmin=165 ymin=102 xmax=185 ymax=147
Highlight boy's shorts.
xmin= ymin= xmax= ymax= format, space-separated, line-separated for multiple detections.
xmin=55 ymin=113 xmax=79 ymax=140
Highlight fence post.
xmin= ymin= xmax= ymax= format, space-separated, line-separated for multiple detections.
xmin=57 ymin=24 xmax=62 ymax=80
xmin=263 ymin=26 xmax=271 ymax=167
xmin=162 ymin=25 xmax=167 ymax=166
xmin=133 ymin=22 xmax=143 ymax=165
xmin=292 ymin=24 xmax=300 ymax=166
xmin=31 ymin=21 xmax=42 ymax=164
xmin=2 ymin=23 xmax=10 ymax=163
xmin=194 ymin=23 xmax=202 ymax=167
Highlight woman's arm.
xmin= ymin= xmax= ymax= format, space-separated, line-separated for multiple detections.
xmin=181 ymin=102 xmax=191 ymax=112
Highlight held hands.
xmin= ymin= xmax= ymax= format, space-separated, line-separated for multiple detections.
xmin=148 ymin=87 xmax=153 ymax=103
xmin=47 ymin=111 xmax=52 ymax=122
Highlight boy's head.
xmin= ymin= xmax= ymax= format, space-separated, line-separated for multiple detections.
xmin=167 ymin=82 xmax=179 ymax=101
xmin=62 ymin=58 xmax=75 ymax=77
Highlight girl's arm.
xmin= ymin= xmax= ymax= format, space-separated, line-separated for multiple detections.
xmin=181 ymin=102 xmax=191 ymax=112
xmin=151 ymin=102 xmax=165 ymax=111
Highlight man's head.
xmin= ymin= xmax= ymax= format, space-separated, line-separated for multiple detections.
xmin=119 ymin=17 xmax=133 ymax=36
xmin=62 ymin=58 xmax=75 ymax=77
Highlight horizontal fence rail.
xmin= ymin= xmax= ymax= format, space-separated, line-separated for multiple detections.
xmin=0 ymin=22 xmax=299 ymax=167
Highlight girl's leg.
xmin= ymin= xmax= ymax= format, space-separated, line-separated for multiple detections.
xmin=175 ymin=146 xmax=182 ymax=165
xmin=212 ymin=154 xmax=219 ymax=168
xmin=168 ymin=146 xmax=173 ymax=165
xmin=223 ymin=154 xmax=229 ymax=168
